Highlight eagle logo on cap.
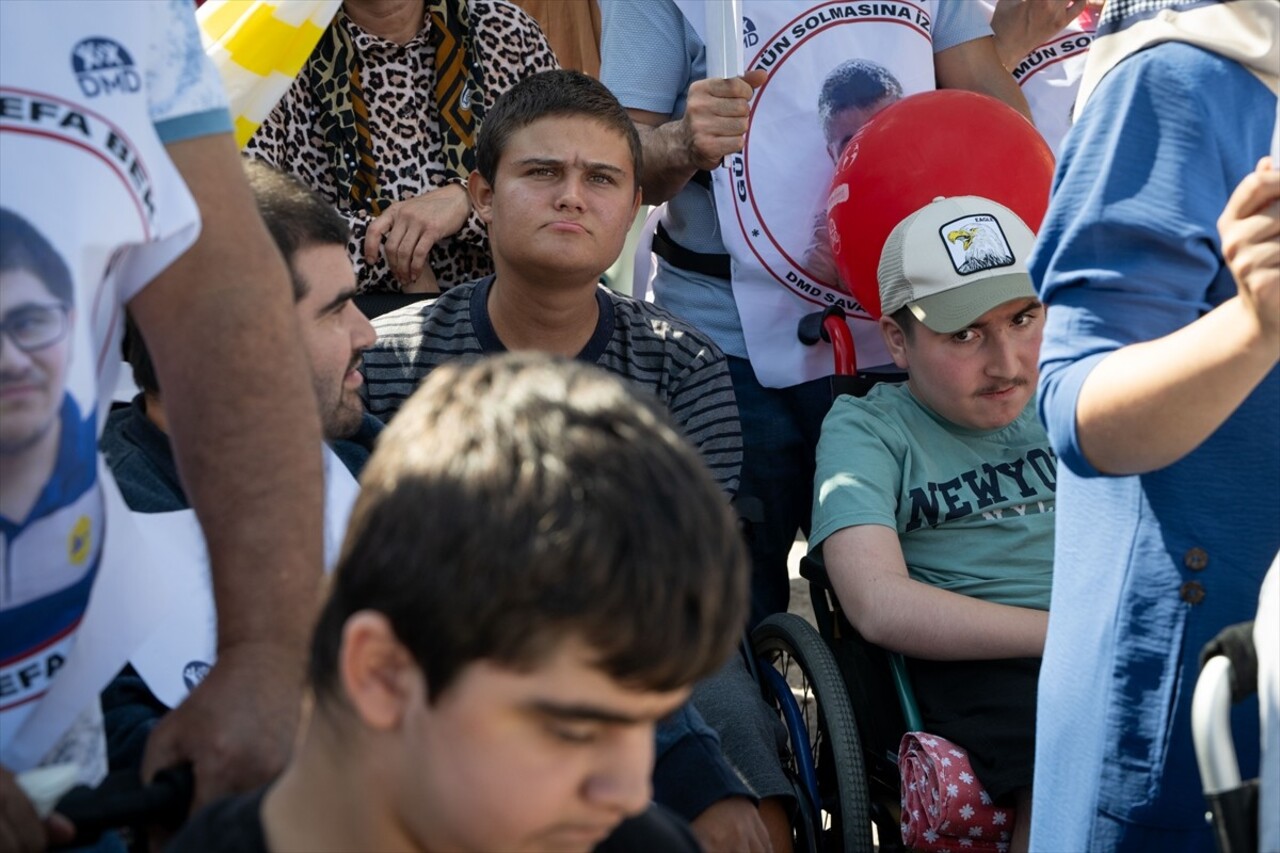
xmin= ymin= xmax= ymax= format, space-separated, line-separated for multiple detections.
xmin=941 ymin=215 xmax=1015 ymax=275
xmin=946 ymin=227 xmax=979 ymax=251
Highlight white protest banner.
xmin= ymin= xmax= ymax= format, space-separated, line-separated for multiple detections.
xmin=128 ymin=445 xmax=360 ymax=708
xmin=977 ymin=0 xmax=1094 ymax=158
xmin=2 ymin=463 xmax=174 ymax=781
xmin=674 ymin=0 xmax=937 ymax=386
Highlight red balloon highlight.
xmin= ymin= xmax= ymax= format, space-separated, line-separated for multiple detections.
xmin=827 ymin=90 xmax=1054 ymax=318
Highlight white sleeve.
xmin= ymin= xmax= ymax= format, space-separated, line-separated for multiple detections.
xmin=146 ymin=0 xmax=231 ymax=143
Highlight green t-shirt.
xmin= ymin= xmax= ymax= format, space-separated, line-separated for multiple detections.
xmin=810 ymin=383 xmax=1054 ymax=610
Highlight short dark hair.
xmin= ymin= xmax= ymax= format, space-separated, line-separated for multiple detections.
xmin=309 ymin=353 xmax=748 ymax=707
xmin=123 ymin=313 xmax=159 ymax=396
xmin=818 ymin=59 xmax=902 ymax=134
xmin=475 ymin=69 xmax=643 ymax=188
xmin=889 ymin=305 xmax=918 ymax=340
xmin=126 ymin=161 xmax=348 ymax=395
xmin=0 ymin=208 xmax=74 ymax=306
xmin=241 ymin=159 xmax=348 ymax=301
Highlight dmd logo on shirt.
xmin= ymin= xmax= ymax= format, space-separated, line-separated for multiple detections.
xmin=70 ymin=38 xmax=140 ymax=98
xmin=182 ymin=661 xmax=210 ymax=692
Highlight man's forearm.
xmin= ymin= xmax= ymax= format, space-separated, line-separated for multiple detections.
xmin=132 ymin=134 xmax=324 ymax=655
xmin=634 ymin=121 xmax=700 ymax=205
xmin=625 ymin=73 xmax=764 ymax=205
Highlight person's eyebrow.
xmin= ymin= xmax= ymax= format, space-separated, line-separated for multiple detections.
xmin=582 ymin=162 xmax=625 ymax=176
xmin=969 ymin=298 xmax=1042 ymax=330
xmin=514 ymin=157 xmax=625 ymax=176
xmin=524 ymin=699 xmax=644 ymax=726
xmin=317 ymin=287 xmax=359 ymax=316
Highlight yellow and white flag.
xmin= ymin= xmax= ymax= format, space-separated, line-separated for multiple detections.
xmin=197 ymin=0 xmax=342 ymax=147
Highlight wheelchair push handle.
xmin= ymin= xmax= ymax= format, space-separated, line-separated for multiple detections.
xmin=52 ymin=762 xmax=194 ymax=848
xmin=797 ymin=305 xmax=858 ymax=376
xmin=1192 ymin=620 xmax=1260 ymax=853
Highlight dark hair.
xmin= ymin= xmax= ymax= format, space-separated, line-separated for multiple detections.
xmin=818 ymin=59 xmax=903 ymax=134
xmin=475 ymin=69 xmax=643 ymax=188
xmin=889 ymin=305 xmax=918 ymax=340
xmin=241 ymin=159 xmax=348 ymax=301
xmin=124 ymin=314 xmax=159 ymax=396
xmin=0 ymin=208 xmax=74 ymax=306
xmin=126 ymin=161 xmax=348 ymax=394
xmin=309 ymin=352 xmax=748 ymax=706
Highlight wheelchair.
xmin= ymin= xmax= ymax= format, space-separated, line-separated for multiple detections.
xmin=752 ymin=571 xmax=921 ymax=852
xmin=748 ymin=305 xmax=921 ymax=853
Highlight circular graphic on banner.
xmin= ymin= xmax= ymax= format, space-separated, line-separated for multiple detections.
xmin=729 ymin=0 xmax=934 ymax=315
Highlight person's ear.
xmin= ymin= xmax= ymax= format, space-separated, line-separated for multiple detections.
xmin=468 ymin=169 xmax=495 ymax=225
xmin=880 ymin=315 xmax=910 ymax=371
xmin=630 ymin=185 xmax=643 ymax=220
xmin=339 ymin=611 xmax=420 ymax=731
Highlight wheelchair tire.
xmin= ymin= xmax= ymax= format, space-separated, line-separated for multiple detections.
xmin=753 ymin=613 xmax=872 ymax=853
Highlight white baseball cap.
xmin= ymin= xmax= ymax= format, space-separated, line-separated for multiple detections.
xmin=878 ymin=196 xmax=1036 ymax=333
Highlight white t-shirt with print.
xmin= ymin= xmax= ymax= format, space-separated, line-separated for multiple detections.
xmin=0 ymin=0 xmax=230 ymax=781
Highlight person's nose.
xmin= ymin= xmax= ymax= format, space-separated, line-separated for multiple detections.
xmin=346 ymin=301 xmax=377 ymax=353
xmin=0 ymin=330 xmax=34 ymax=373
xmin=582 ymin=725 xmax=654 ymax=818
xmin=555 ymin=175 xmax=587 ymax=213
xmin=985 ymin=331 xmax=1020 ymax=380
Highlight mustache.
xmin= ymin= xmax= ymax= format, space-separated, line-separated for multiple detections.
xmin=347 ymin=352 xmax=364 ymax=374
xmin=975 ymin=377 xmax=1029 ymax=395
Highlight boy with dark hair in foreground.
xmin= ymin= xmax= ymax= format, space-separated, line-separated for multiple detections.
xmin=172 ymin=352 xmax=750 ymax=852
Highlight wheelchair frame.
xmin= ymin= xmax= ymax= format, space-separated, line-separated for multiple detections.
xmin=751 ymin=306 xmax=921 ymax=853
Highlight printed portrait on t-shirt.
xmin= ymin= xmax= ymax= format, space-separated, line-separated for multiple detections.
xmin=1 ymin=210 xmax=81 ymax=522
xmin=802 ymin=60 xmax=903 ymax=292
xmin=0 ymin=207 xmax=103 ymax=735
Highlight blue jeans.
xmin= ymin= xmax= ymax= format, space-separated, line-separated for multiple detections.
xmin=727 ymin=357 xmax=833 ymax=628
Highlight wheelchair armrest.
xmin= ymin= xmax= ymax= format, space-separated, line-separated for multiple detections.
xmin=798 ymin=554 xmax=830 ymax=589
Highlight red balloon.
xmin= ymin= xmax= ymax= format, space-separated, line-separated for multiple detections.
xmin=827 ymin=90 xmax=1054 ymax=318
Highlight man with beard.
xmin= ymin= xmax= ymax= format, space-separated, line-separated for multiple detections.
xmin=102 ymin=160 xmax=381 ymax=510
xmin=94 ymin=161 xmax=380 ymax=780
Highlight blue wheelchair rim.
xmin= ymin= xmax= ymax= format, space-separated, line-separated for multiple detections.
xmin=759 ymin=661 xmax=821 ymax=813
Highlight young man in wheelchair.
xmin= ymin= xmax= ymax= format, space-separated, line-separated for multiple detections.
xmin=170 ymin=354 xmax=750 ymax=852
xmin=809 ymin=196 xmax=1054 ymax=851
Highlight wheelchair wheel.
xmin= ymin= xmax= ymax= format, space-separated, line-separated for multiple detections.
xmin=753 ymin=613 xmax=872 ymax=853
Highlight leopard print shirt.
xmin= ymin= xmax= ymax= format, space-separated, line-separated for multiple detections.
xmin=246 ymin=0 xmax=559 ymax=293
